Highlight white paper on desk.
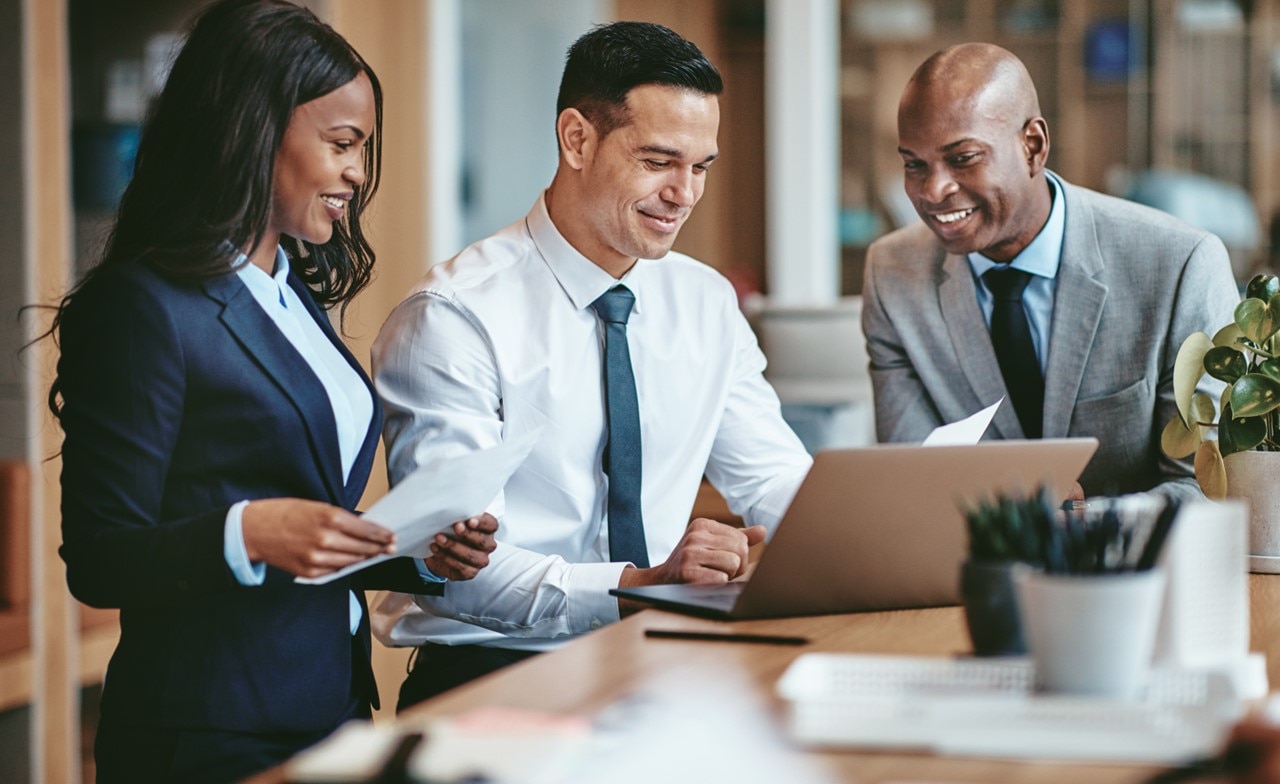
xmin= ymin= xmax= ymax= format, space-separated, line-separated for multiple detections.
xmin=295 ymin=429 xmax=540 ymax=585
xmin=921 ymin=398 xmax=1002 ymax=447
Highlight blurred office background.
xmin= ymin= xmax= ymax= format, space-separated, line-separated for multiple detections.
xmin=3 ymin=0 xmax=1279 ymax=781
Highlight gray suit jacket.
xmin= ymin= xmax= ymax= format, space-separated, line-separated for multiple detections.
xmin=861 ymin=177 xmax=1239 ymax=499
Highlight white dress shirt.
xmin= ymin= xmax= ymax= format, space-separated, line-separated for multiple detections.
xmin=371 ymin=194 xmax=812 ymax=651
xmin=222 ymin=247 xmax=374 ymax=635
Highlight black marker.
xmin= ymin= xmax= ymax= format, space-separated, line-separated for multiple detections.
xmin=644 ymin=629 xmax=808 ymax=646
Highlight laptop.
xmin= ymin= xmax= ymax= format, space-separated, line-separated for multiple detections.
xmin=609 ymin=438 xmax=1098 ymax=620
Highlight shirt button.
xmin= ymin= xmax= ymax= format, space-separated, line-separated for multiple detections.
xmin=590 ymin=619 xmax=602 ymax=630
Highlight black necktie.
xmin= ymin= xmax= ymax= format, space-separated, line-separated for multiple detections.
xmin=983 ymin=268 xmax=1044 ymax=439
xmin=590 ymin=286 xmax=648 ymax=567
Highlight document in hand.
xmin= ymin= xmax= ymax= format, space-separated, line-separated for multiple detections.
xmin=294 ymin=429 xmax=540 ymax=585
xmin=921 ymin=397 xmax=1002 ymax=446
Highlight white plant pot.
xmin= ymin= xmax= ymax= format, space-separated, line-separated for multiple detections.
xmin=1014 ymin=568 xmax=1166 ymax=698
xmin=1223 ymin=450 xmax=1280 ymax=557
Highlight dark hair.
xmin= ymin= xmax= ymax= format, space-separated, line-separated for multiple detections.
xmin=44 ymin=0 xmax=382 ymax=419
xmin=555 ymin=21 xmax=723 ymax=141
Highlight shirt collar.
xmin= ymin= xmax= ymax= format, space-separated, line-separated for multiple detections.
xmin=525 ymin=191 xmax=646 ymax=316
xmin=233 ymin=246 xmax=291 ymax=300
xmin=967 ymin=171 xmax=1065 ymax=280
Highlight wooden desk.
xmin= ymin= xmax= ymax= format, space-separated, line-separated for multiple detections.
xmin=250 ymin=575 xmax=1280 ymax=783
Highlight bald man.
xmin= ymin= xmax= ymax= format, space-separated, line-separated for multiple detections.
xmin=861 ymin=43 xmax=1238 ymax=500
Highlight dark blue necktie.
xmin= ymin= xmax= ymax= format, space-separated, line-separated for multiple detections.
xmin=590 ymin=286 xmax=648 ymax=567
xmin=984 ymin=268 xmax=1044 ymax=439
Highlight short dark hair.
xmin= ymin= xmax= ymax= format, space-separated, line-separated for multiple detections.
xmin=556 ymin=21 xmax=723 ymax=141
xmin=85 ymin=0 xmax=381 ymax=307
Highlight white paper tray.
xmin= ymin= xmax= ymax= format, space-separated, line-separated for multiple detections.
xmin=776 ymin=653 xmax=1244 ymax=764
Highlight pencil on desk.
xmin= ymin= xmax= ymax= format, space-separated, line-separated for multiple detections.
xmin=644 ymin=629 xmax=809 ymax=645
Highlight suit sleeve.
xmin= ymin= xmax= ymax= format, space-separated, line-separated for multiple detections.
xmin=1150 ymin=232 xmax=1240 ymax=502
xmin=861 ymin=244 xmax=946 ymax=443
xmin=58 ymin=272 xmax=235 ymax=609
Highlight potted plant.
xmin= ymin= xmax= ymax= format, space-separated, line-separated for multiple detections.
xmin=1013 ymin=496 xmax=1178 ymax=697
xmin=962 ymin=489 xmax=1178 ymax=660
xmin=1162 ymin=273 xmax=1280 ymax=557
xmin=959 ymin=489 xmax=1056 ymax=657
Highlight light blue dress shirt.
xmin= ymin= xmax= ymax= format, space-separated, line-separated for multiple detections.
xmin=221 ymin=247 xmax=375 ymax=635
xmin=966 ymin=171 xmax=1067 ymax=375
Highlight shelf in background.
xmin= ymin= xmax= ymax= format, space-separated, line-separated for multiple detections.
xmin=0 ymin=609 xmax=118 ymax=714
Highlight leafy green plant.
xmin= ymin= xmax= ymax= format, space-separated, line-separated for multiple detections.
xmin=1162 ymin=274 xmax=1280 ymax=499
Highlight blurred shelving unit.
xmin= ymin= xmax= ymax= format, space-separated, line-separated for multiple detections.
xmin=837 ymin=0 xmax=1280 ymax=288
xmin=837 ymin=0 xmax=1148 ymax=292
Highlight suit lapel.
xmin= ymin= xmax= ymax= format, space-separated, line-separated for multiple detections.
xmin=284 ymin=275 xmax=382 ymax=508
xmin=1042 ymin=182 xmax=1108 ymax=438
xmin=202 ymin=273 xmax=346 ymax=503
xmin=939 ymin=252 xmax=1024 ymax=438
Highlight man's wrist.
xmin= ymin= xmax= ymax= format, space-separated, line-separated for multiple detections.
xmin=616 ymin=564 xmax=650 ymax=589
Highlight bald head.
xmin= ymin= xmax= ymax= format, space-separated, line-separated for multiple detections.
xmin=895 ymin=43 xmax=1053 ymax=262
xmin=902 ymin=43 xmax=1041 ymax=131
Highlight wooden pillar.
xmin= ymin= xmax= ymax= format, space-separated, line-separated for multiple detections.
xmin=325 ymin=0 xmax=450 ymax=721
xmin=23 ymin=0 xmax=77 ymax=780
xmin=326 ymin=0 xmax=447 ymax=509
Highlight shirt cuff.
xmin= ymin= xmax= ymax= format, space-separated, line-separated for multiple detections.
xmin=225 ymin=500 xmax=266 ymax=586
xmin=415 ymin=559 xmax=448 ymax=584
xmin=348 ymin=590 xmax=362 ymax=636
xmin=566 ymin=560 xmax=629 ymax=633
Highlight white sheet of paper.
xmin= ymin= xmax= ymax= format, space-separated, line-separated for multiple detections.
xmin=921 ymin=398 xmax=1002 ymax=447
xmin=295 ymin=428 xmax=541 ymax=585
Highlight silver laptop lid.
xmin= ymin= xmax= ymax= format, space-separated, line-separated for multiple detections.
xmin=734 ymin=438 xmax=1099 ymax=618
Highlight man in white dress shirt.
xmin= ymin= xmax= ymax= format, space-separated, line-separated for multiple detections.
xmin=371 ymin=21 xmax=813 ymax=709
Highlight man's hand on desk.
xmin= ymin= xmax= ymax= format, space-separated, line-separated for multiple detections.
xmin=1066 ymin=482 xmax=1085 ymax=503
xmin=615 ymin=518 xmax=766 ymax=616
xmin=423 ymin=513 xmax=499 ymax=581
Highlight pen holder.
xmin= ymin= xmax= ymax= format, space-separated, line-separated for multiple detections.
xmin=1015 ymin=567 xmax=1166 ymax=698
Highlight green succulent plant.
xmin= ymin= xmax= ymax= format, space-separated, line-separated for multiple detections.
xmin=1162 ymin=273 xmax=1280 ymax=499
xmin=963 ymin=488 xmax=1055 ymax=565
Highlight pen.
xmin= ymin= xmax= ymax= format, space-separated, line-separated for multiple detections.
xmin=1134 ymin=498 xmax=1181 ymax=572
xmin=644 ymin=629 xmax=809 ymax=645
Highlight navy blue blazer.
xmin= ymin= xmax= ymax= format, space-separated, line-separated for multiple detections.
xmin=58 ymin=259 xmax=440 ymax=735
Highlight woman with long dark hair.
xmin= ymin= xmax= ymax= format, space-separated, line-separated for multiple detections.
xmin=50 ymin=2 xmax=496 ymax=781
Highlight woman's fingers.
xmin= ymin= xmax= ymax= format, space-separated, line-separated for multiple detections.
xmin=243 ymin=499 xmax=396 ymax=577
xmin=327 ymin=514 xmax=397 ymax=554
